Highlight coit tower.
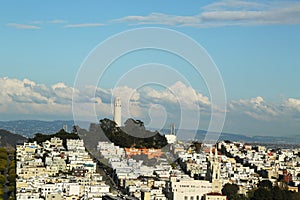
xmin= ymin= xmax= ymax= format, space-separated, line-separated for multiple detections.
xmin=113 ymin=97 xmax=122 ymax=127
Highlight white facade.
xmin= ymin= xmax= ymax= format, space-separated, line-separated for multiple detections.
xmin=16 ymin=138 xmax=110 ymax=200
xmin=165 ymin=134 xmax=177 ymax=144
xmin=171 ymin=176 xmax=212 ymax=200
xmin=114 ymin=97 xmax=122 ymax=127
xmin=204 ymin=193 xmax=227 ymax=200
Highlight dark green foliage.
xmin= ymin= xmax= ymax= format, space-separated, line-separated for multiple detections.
xmin=0 ymin=175 xmax=5 ymax=184
xmin=222 ymin=183 xmax=242 ymax=200
xmin=7 ymin=174 xmax=15 ymax=183
xmin=189 ymin=141 xmax=202 ymax=153
xmin=0 ymin=160 xmax=6 ymax=173
xmin=257 ymin=170 xmax=269 ymax=178
xmin=258 ymin=180 xmax=273 ymax=190
xmin=249 ymin=182 xmax=300 ymax=200
xmin=252 ymin=187 xmax=272 ymax=200
xmin=0 ymin=147 xmax=15 ymax=199
xmin=272 ymin=186 xmax=284 ymax=200
xmin=0 ymin=153 xmax=7 ymax=160
xmin=99 ymin=118 xmax=168 ymax=149
xmin=29 ymin=129 xmax=79 ymax=149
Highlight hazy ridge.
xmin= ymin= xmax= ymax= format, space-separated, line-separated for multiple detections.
xmin=0 ymin=120 xmax=299 ymax=145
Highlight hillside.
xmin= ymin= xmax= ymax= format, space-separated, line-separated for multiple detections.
xmin=1 ymin=120 xmax=300 ymax=145
xmin=0 ymin=120 xmax=74 ymax=137
xmin=0 ymin=129 xmax=27 ymax=148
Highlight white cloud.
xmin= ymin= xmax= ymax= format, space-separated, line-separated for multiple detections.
xmin=114 ymin=1 xmax=300 ymax=27
xmin=64 ymin=23 xmax=104 ymax=28
xmin=203 ymin=0 xmax=266 ymax=11
xmin=229 ymin=96 xmax=279 ymax=121
xmin=0 ymin=78 xmax=213 ymax=127
xmin=283 ymin=98 xmax=300 ymax=112
xmin=27 ymin=19 xmax=67 ymax=25
xmin=2 ymin=77 xmax=300 ymax=132
xmin=7 ymin=23 xmax=41 ymax=29
xmin=114 ymin=13 xmax=202 ymax=27
xmin=48 ymin=19 xmax=67 ymax=24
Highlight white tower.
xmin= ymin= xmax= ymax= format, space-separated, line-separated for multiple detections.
xmin=114 ymin=97 xmax=122 ymax=127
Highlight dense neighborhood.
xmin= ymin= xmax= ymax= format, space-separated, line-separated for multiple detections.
xmin=14 ymin=131 xmax=300 ymax=200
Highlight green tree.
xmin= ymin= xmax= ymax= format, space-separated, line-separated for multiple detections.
xmin=8 ymin=160 xmax=15 ymax=169
xmin=0 ymin=187 xmax=3 ymax=200
xmin=222 ymin=183 xmax=240 ymax=200
xmin=252 ymin=187 xmax=272 ymax=200
xmin=7 ymin=174 xmax=16 ymax=183
xmin=290 ymin=191 xmax=300 ymax=200
xmin=0 ymin=152 xmax=7 ymax=160
xmin=8 ymin=195 xmax=15 ymax=200
xmin=258 ymin=180 xmax=272 ymax=190
xmin=272 ymin=186 xmax=284 ymax=200
xmin=193 ymin=142 xmax=202 ymax=153
xmin=0 ymin=148 xmax=6 ymax=153
xmin=0 ymin=162 xmax=6 ymax=174
xmin=0 ymin=175 xmax=6 ymax=184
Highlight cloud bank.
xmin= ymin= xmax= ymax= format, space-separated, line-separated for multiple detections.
xmin=1 ymin=77 xmax=300 ymax=136
xmin=6 ymin=1 xmax=300 ymax=30
xmin=115 ymin=1 xmax=300 ymax=27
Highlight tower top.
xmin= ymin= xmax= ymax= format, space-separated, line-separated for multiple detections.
xmin=114 ymin=96 xmax=121 ymax=106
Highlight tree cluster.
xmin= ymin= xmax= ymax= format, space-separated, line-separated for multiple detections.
xmin=249 ymin=180 xmax=300 ymax=200
xmin=0 ymin=148 xmax=16 ymax=200
xmin=222 ymin=181 xmax=300 ymax=200
xmin=99 ymin=118 xmax=168 ymax=149
xmin=29 ymin=129 xmax=79 ymax=149
xmin=222 ymin=183 xmax=247 ymax=200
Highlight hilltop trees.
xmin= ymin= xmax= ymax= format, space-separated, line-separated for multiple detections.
xmin=29 ymin=129 xmax=79 ymax=148
xmin=99 ymin=118 xmax=168 ymax=149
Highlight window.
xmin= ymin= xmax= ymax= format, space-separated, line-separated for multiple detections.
xmin=184 ymin=196 xmax=188 ymax=200
xmin=196 ymin=196 xmax=199 ymax=200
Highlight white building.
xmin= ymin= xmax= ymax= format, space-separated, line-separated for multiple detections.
xmin=203 ymin=193 xmax=227 ymax=200
xmin=171 ymin=175 xmax=212 ymax=200
xmin=165 ymin=124 xmax=177 ymax=144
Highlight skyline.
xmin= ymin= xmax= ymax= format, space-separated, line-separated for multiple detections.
xmin=1 ymin=0 xmax=300 ymax=137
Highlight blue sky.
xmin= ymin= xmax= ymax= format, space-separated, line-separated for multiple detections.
xmin=1 ymin=0 xmax=300 ymax=137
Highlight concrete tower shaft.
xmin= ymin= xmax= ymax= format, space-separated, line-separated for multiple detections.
xmin=114 ymin=97 xmax=122 ymax=127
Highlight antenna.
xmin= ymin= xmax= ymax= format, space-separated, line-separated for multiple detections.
xmin=173 ymin=123 xmax=176 ymax=135
xmin=170 ymin=123 xmax=175 ymax=135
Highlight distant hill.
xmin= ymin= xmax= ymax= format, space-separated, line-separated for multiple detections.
xmin=162 ymin=129 xmax=300 ymax=145
xmin=0 ymin=120 xmax=299 ymax=145
xmin=0 ymin=120 xmax=75 ymax=137
xmin=0 ymin=129 xmax=27 ymax=148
